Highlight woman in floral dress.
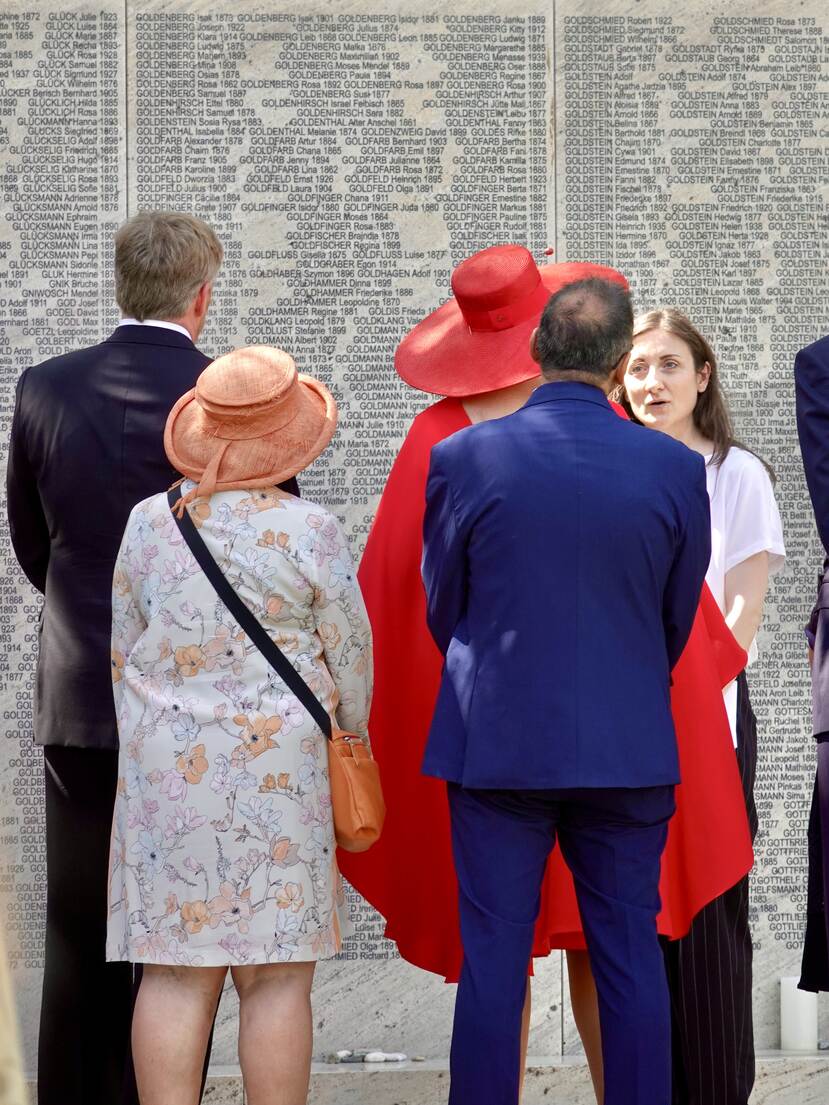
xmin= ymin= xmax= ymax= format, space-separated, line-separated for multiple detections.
xmin=107 ymin=346 xmax=373 ymax=1105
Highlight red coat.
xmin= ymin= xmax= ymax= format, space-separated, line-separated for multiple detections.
xmin=339 ymin=398 xmax=753 ymax=981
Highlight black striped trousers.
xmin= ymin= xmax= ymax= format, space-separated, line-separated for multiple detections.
xmin=662 ymin=671 xmax=758 ymax=1105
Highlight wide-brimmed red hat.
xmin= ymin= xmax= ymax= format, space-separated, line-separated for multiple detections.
xmin=395 ymin=245 xmax=629 ymax=397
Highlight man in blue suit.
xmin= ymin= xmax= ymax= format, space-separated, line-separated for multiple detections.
xmin=422 ymin=277 xmax=711 ymax=1105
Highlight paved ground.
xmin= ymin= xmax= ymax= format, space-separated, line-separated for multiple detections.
xmin=168 ymin=1052 xmax=829 ymax=1104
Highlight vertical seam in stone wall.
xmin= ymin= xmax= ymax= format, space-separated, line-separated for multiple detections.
xmin=124 ymin=0 xmax=129 ymax=216
xmin=552 ymin=0 xmax=557 ymax=257
xmin=559 ymin=949 xmax=565 ymax=1055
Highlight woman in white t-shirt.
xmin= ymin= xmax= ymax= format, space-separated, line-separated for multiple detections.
xmin=617 ymin=307 xmax=785 ymax=1105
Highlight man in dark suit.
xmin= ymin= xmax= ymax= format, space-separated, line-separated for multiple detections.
xmin=421 ymin=277 xmax=711 ymax=1105
xmin=6 ymin=211 xmax=222 ymax=1105
xmin=794 ymin=334 xmax=829 ymax=992
xmin=796 ymin=335 xmax=829 ymax=734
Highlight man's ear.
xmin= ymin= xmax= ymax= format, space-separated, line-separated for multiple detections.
xmin=194 ymin=281 xmax=212 ymax=319
xmin=529 ymin=327 xmax=540 ymax=365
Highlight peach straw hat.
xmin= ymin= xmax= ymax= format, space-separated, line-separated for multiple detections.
xmin=164 ymin=345 xmax=337 ymax=512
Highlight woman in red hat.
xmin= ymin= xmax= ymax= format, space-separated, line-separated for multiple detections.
xmin=338 ymin=245 xmax=753 ymax=1100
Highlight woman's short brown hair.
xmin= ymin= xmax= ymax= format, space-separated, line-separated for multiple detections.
xmin=114 ymin=211 xmax=223 ymax=320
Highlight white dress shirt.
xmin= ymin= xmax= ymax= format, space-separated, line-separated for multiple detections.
xmin=118 ymin=317 xmax=193 ymax=341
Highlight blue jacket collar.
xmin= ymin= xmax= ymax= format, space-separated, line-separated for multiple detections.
xmin=524 ymin=380 xmax=613 ymax=411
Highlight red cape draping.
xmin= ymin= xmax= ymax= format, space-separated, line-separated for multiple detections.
xmin=339 ymin=397 xmax=753 ymax=981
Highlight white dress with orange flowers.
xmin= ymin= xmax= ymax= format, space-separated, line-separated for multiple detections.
xmin=106 ymin=482 xmax=372 ymax=966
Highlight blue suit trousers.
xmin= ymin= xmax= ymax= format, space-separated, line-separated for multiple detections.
xmin=447 ymin=783 xmax=676 ymax=1105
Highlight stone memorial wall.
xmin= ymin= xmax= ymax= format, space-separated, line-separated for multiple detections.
xmin=0 ymin=0 xmax=827 ymax=1074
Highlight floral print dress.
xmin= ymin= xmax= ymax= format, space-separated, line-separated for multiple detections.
xmin=106 ymin=483 xmax=372 ymax=967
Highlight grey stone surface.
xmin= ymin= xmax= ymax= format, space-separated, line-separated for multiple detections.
xmin=315 ymin=1055 xmax=829 ymax=1104
xmin=26 ymin=1056 xmax=829 ymax=1104
xmin=147 ymin=1054 xmax=829 ymax=1103
xmin=752 ymin=1054 xmax=829 ymax=1105
xmin=201 ymin=1068 xmax=246 ymax=1105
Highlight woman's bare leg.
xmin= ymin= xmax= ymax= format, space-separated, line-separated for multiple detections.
xmin=567 ymin=948 xmax=604 ymax=1104
xmin=519 ymin=977 xmax=531 ymax=1100
xmin=132 ymin=963 xmax=226 ymax=1105
xmin=231 ymin=961 xmax=316 ymax=1105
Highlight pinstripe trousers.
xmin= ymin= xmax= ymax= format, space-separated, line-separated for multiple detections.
xmin=662 ymin=671 xmax=758 ymax=1105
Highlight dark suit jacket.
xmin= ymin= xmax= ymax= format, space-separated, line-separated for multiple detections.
xmin=7 ymin=325 xmax=211 ymax=749
xmin=421 ymin=381 xmax=711 ymax=789
xmin=795 ymin=334 xmax=829 ymax=737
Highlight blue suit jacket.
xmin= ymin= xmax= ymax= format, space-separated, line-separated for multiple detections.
xmin=795 ymin=334 xmax=829 ymax=736
xmin=421 ymin=381 xmax=711 ymax=789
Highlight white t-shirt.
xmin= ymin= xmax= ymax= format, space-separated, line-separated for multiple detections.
xmin=704 ymin=446 xmax=786 ymax=745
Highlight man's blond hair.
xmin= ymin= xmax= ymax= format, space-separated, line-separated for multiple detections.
xmin=114 ymin=211 xmax=223 ymax=320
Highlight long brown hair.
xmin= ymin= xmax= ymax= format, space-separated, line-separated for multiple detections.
xmin=614 ymin=307 xmax=774 ymax=480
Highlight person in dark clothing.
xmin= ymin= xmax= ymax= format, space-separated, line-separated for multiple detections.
xmin=7 ymin=210 xmax=223 ymax=1105
xmin=794 ymin=334 xmax=829 ymax=995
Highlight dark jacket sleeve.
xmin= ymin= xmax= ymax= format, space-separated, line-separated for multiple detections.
xmin=422 ymin=443 xmax=469 ymax=656
xmin=6 ymin=369 xmax=50 ymax=593
xmin=795 ymin=341 xmax=829 ymax=555
xmin=663 ymin=454 xmax=712 ymax=670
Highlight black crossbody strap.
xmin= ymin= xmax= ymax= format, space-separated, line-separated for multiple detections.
xmin=167 ymin=485 xmax=332 ymax=739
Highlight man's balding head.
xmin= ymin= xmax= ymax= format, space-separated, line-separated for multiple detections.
xmin=533 ymin=278 xmax=633 ymax=384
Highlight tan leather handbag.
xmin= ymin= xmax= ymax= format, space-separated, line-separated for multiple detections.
xmin=328 ymin=729 xmax=385 ymax=852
